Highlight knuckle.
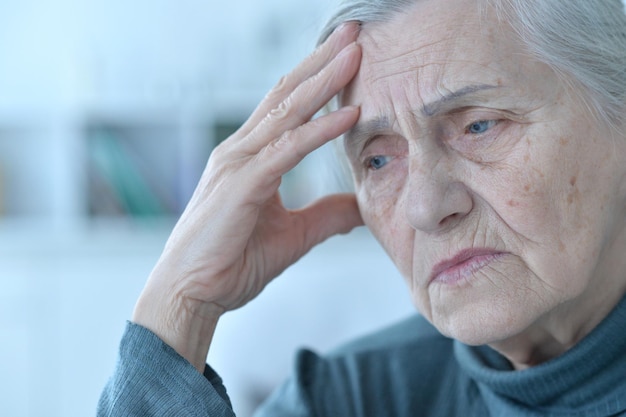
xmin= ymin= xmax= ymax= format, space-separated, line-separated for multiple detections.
xmin=262 ymin=132 xmax=290 ymax=161
xmin=268 ymin=96 xmax=297 ymax=122
xmin=206 ymin=142 xmax=248 ymax=175
xmin=255 ymin=130 xmax=297 ymax=171
xmin=209 ymin=140 xmax=230 ymax=160
xmin=272 ymin=129 xmax=306 ymax=159
xmin=273 ymin=129 xmax=295 ymax=149
xmin=265 ymin=74 xmax=290 ymax=101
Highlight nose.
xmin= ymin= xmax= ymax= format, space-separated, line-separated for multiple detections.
xmin=404 ymin=153 xmax=473 ymax=233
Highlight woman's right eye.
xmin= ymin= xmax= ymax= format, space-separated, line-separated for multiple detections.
xmin=365 ymin=155 xmax=392 ymax=171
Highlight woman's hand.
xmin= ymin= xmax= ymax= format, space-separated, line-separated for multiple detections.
xmin=132 ymin=22 xmax=363 ymax=372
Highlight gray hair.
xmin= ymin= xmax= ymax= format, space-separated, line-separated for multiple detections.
xmin=318 ymin=0 xmax=626 ymax=127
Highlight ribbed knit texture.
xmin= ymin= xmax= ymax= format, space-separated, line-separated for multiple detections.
xmin=97 ymin=322 xmax=234 ymax=417
xmin=456 ymin=295 xmax=626 ymax=416
xmin=99 ymin=296 xmax=626 ymax=416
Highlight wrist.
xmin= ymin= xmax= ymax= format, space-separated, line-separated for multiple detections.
xmin=132 ymin=285 xmax=224 ymax=373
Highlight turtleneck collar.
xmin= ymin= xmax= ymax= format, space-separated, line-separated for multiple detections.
xmin=454 ymin=294 xmax=626 ymax=416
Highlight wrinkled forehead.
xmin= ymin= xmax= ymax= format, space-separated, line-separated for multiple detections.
xmin=340 ymin=0 xmax=525 ymax=112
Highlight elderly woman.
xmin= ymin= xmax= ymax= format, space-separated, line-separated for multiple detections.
xmin=98 ymin=0 xmax=626 ymax=415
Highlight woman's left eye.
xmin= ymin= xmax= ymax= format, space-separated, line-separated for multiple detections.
xmin=466 ymin=120 xmax=498 ymax=134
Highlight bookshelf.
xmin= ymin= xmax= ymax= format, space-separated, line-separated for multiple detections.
xmin=0 ymin=107 xmax=353 ymax=235
xmin=85 ymin=117 xmax=190 ymax=218
xmin=0 ymin=106 xmax=253 ymax=233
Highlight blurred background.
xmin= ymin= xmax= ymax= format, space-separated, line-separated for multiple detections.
xmin=0 ymin=1 xmax=415 ymax=416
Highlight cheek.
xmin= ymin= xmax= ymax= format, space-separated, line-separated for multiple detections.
xmin=501 ymin=139 xmax=591 ymax=232
xmin=354 ymin=158 xmax=408 ymax=230
xmin=497 ymin=168 xmax=553 ymax=229
xmin=484 ymin=135 xmax=563 ymax=235
xmin=356 ymin=168 xmax=415 ymax=278
xmin=487 ymin=133 xmax=610 ymax=278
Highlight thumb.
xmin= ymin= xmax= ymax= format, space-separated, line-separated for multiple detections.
xmin=294 ymin=193 xmax=364 ymax=250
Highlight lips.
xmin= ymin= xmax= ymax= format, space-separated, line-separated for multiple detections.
xmin=430 ymin=249 xmax=506 ymax=285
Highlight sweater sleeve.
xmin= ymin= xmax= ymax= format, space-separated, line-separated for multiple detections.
xmin=97 ymin=322 xmax=235 ymax=417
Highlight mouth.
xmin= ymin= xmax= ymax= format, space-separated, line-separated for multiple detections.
xmin=429 ymin=249 xmax=506 ymax=285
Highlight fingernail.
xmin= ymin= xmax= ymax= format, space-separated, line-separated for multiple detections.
xmin=334 ymin=21 xmax=361 ymax=36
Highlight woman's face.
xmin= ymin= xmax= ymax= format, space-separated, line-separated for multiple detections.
xmin=342 ymin=0 xmax=626 ymax=347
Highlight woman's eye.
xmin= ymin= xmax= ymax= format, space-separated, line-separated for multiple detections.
xmin=366 ymin=155 xmax=391 ymax=171
xmin=466 ymin=120 xmax=497 ymax=134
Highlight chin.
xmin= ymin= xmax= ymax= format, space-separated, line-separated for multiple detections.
xmin=439 ymin=322 xmax=509 ymax=347
xmin=426 ymin=299 xmax=540 ymax=347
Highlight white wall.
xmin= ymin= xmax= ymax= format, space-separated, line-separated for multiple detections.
xmin=0 ymin=0 xmax=335 ymax=112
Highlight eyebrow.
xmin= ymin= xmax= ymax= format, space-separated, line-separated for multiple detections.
xmin=344 ymin=83 xmax=499 ymax=151
xmin=421 ymin=83 xmax=498 ymax=116
xmin=345 ymin=116 xmax=392 ymax=148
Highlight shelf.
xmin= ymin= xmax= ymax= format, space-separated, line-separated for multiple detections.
xmin=85 ymin=120 xmax=184 ymax=217
xmin=0 ymin=100 xmax=348 ymax=235
xmin=0 ymin=109 xmax=239 ymax=228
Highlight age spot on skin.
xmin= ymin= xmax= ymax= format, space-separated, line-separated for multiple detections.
xmin=534 ymin=169 xmax=545 ymax=179
xmin=567 ymin=178 xmax=581 ymax=205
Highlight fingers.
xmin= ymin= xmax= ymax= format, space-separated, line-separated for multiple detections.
xmin=250 ymin=105 xmax=360 ymax=197
xmin=294 ymin=193 xmax=364 ymax=252
xmin=211 ymin=22 xmax=362 ymax=205
xmin=198 ymin=21 xmax=362 ymax=210
xmin=243 ymin=42 xmax=361 ymax=153
xmin=235 ymin=21 xmax=361 ymax=139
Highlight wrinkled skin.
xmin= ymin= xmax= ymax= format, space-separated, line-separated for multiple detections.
xmin=133 ymin=22 xmax=364 ymax=372
xmin=341 ymin=0 xmax=626 ymax=367
xmin=133 ymin=0 xmax=626 ymax=373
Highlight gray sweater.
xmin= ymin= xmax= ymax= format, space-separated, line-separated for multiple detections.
xmin=98 ymin=295 xmax=626 ymax=416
